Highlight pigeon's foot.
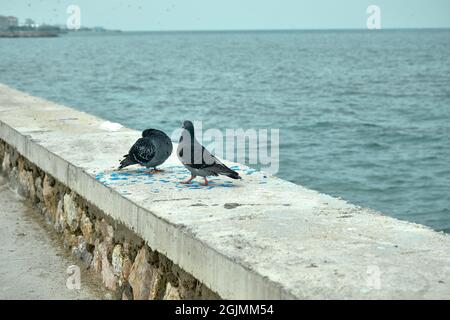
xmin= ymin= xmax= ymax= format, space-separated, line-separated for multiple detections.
xmin=201 ymin=178 xmax=209 ymax=186
xmin=146 ymin=168 xmax=164 ymax=174
xmin=181 ymin=176 xmax=195 ymax=184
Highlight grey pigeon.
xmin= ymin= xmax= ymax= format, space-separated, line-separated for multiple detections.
xmin=177 ymin=120 xmax=241 ymax=186
xmin=119 ymin=129 xmax=173 ymax=172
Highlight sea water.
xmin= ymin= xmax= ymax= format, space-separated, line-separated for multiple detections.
xmin=1 ymin=29 xmax=449 ymax=232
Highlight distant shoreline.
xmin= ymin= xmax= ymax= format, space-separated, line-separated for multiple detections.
xmin=2 ymin=27 xmax=448 ymax=38
xmin=0 ymin=31 xmax=58 ymax=38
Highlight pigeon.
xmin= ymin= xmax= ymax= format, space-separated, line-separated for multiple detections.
xmin=118 ymin=128 xmax=173 ymax=172
xmin=177 ymin=120 xmax=241 ymax=186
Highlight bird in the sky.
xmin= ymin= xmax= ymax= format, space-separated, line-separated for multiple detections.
xmin=177 ymin=120 xmax=241 ymax=186
xmin=118 ymin=128 xmax=173 ymax=173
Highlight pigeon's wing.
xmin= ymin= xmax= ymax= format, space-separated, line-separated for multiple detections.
xmin=151 ymin=132 xmax=173 ymax=159
xmin=193 ymin=145 xmax=241 ymax=179
xmin=129 ymin=138 xmax=155 ymax=164
xmin=183 ymin=141 xmax=218 ymax=169
xmin=143 ymin=134 xmax=173 ymax=168
xmin=201 ymin=145 xmax=221 ymax=166
xmin=178 ymin=138 xmax=241 ymax=179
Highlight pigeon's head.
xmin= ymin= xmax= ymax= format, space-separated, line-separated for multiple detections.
xmin=182 ymin=120 xmax=195 ymax=133
xmin=182 ymin=120 xmax=194 ymax=129
xmin=180 ymin=120 xmax=195 ymax=142
xmin=142 ymin=128 xmax=158 ymax=137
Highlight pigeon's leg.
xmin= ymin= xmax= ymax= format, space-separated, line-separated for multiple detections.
xmin=181 ymin=175 xmax=196 ymax=184
xmin=144 ymin=167 xmax=163 ymax=174
xmin=201 ymin=177 xmax=209 ymax=186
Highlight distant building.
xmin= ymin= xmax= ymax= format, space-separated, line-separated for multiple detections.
xmin=25 ymin=18 xmax=35 ymax=27
xmin=0 ymin=15 xmax=18 ymax=30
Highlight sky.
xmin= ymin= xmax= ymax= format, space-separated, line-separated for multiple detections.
xmin=1 ymin=0 xmax=450 ymax=31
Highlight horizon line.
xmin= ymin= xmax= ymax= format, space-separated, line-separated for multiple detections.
xmin=91 ymin=26 xmax=450 ymax=33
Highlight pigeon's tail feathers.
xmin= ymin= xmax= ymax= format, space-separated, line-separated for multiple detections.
xmin=213 ymin=164 xmax=242 ymax=180
xmin=225 ymin=170 xmax=242 ymax=180
xmin=118 ymin=156 xmax=135 ymax=170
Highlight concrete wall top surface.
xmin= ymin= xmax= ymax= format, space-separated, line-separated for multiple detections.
xmin=1 ymin=83 xmax=450 ymax=299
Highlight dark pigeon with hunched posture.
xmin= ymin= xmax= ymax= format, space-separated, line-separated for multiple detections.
xmin=177 ymin=120 xmax=241 ymax=186
xmin=118 ymin=129 xmax=173 ymax=172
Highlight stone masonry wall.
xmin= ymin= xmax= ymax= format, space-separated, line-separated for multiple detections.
xmin=0 ymin=139 xmax=220 ymax=300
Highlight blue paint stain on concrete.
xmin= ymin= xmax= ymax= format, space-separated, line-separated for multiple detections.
xmin=245 ymin=168 xmax=257 ymax=175
xmin=218 ymin=184 xmax=233 ymax=188
xmin=94 ymin=166 xmax=239 ymax=192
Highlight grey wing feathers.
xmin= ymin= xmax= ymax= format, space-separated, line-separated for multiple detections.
xmin=119 ymin=131 xmax=174 ymax=170
xmin=130 ymin=138 xmax=155 ymax=164
xmin=184 ymin=142 xmax=241 ymax=179
xmin=208 ymin=162 xmax=241 ymax=179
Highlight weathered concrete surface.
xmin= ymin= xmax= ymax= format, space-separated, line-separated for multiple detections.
xmin=1 ymin=83 xmax=450 ymax=299
xmin=0 ymin=176 xmax=107 ymax=300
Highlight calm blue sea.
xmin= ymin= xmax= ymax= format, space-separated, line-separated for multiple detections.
xmin=1 ymin=30 xmax=449 ymax=233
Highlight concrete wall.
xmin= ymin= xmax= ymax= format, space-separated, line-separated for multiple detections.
xmin=1 ymin=83 xmax=450 ymax=299
xmin=0 ymin=140 xmax=218 ymax=299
